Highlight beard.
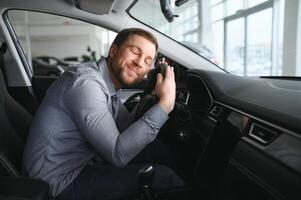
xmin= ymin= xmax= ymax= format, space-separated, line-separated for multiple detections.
xmin=110 ymin=61 xmax=142 ymax=86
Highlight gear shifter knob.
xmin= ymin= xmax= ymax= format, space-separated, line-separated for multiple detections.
xmin=138 ymin=165 xmax=155 ymax=200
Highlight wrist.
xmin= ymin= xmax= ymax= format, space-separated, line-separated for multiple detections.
xmin=158 ymin=99 xmax=173 ymax=114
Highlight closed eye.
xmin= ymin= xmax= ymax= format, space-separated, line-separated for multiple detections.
xmin=129 ymin=47 xmax=140 ymax=55
xmin=145 ymin=58 xmax=152 ymax=66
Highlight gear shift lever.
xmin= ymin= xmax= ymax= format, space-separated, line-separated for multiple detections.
xmin=138 ymin=165 xmax=155 ymax=200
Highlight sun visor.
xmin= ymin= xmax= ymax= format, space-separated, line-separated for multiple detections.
xmin=65 ymin=0 xmax=116 ymax=15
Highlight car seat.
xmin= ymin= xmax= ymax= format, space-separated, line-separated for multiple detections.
xmin=0 ymin=42 xmax=49 ymax=199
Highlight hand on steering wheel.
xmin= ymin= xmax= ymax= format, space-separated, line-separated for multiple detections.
xmin=131 ymin=59 xmax=176 ymax=122
xmin=155 ymin=64 xmax=176 ymax=114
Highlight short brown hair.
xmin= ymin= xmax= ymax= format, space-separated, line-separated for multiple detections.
xmin=112 ymin=28 xmax=158 ymax=52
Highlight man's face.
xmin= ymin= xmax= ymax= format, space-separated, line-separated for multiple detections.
xmin=108 ymin=34 xmax=156 ymax=87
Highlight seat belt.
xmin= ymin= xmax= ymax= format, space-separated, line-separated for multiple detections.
xmin=0 ymin=42 xmax=8 ymax=86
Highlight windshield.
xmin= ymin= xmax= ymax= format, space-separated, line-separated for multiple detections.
xmin=129 ymin=0 xmax=301 ymax=77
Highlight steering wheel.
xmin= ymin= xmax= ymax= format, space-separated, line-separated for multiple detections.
xmin=129 ymin=64 xmax=166 ymax=122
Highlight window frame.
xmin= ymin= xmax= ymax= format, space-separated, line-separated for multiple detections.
xmin=3 ymin=10 xmax=34 ymax=78
xmin=211 ymin=0 xmax=275 ymax=76
xmin=4 ymin=9 xmax=117 ymax=78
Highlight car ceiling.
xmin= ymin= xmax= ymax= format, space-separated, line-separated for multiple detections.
xmin=0 ymin=0 xmax=132 ymax=31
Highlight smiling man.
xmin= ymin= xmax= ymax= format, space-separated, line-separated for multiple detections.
xmin=23 ymin=28 xmax=185 ymax=200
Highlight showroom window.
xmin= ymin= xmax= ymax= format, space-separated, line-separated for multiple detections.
xmin=173 ymin=0 xmax=280 ymax=75
xmin=130 ymin=0 xmax=296 ymax=77
xmin=7 ymin=10 xmax=116 ymax=77
xmin=210 ymin=0 xmax=284 ymax=76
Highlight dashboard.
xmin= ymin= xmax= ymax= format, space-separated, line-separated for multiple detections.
xmin=169 ymin=68 xmax=301 ymax=200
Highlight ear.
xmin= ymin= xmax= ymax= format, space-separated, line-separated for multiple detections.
xmin=108 ymin=44 xmax=118 ymax=58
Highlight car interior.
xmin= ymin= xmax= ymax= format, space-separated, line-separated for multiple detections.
xmin=0 ymin=0 xmax=300 ymax=200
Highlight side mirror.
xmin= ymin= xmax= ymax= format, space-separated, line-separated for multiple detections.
xmin=159 ymin=0 xmax=178 ymax=23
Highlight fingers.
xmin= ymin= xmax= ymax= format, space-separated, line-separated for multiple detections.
xmin=164 ymin=65 xmax=174 ymax=81
xmin=156 ymin=73 xmax=163 ymax=85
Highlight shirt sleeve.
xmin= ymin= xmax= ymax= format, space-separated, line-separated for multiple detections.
xmin=64 ymin=78 xmax=168 ymax=167
xmin=115 ymin=100 xmax=131 ymax=132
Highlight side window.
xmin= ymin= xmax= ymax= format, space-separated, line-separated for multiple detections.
xmin=7 ymin=10 xmax=117 ymax=77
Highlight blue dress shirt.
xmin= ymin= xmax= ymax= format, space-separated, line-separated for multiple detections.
xmin=23 ymin=57 xmax=169 ymax=196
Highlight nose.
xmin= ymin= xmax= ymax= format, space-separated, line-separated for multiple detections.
xmin=134 ymin=56 xmax=144 ymax=68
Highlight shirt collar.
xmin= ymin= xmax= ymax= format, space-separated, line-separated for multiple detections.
xmin=97 ymin=57 xmax=121 ymax=98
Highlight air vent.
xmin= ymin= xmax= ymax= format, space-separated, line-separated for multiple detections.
xmin=178 ymin=90 xmax=190 ymax=104
xmin=248 ymin=123 xmax=278 ymax=145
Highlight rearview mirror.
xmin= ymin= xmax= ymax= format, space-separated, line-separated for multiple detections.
xmin=175 ymin=0 xmax=189 ymax=7
xmin=159 ymin=0 xmax=178 ymax=23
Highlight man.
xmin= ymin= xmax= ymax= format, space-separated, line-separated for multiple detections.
xmin=23 ymin=28 xmax=185 ymax=200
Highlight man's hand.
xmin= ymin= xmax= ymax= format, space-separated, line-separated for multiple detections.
xmin=155 ymin=65 xmax=176 ymax=114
